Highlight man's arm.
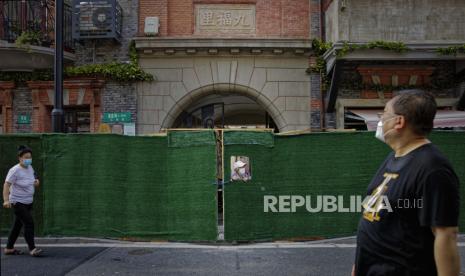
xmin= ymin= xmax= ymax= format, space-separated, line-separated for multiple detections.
xmin=3 ymin=182 xmax=11 ymax=208
xmin=432 ymin=226 xmax=460 ymax=276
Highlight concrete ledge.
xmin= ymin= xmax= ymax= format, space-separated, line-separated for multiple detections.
xmin=323 ymin=42 xmax=465 ymax=73
xmin=135 ymin=38 xmax=312 ymax=49
xmin=0 ymin=41 xmax=76 ymax=70
xmin=134 ymin=38 xmax=312 ymax=57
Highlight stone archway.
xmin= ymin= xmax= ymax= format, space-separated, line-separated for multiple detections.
xmin=136 ymin=55 xmax=311 ymax=134
xmin=160 ymin=83 xmax=286 ymax=131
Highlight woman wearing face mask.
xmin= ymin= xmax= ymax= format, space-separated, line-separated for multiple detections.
xmin=232 ymin=160 xmax=251 ymax=181
xmin=2 ymin=145 xmax=42 ymax=257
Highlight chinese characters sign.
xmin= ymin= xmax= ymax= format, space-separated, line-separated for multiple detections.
xmin=17 ymin=115 xmax=31 ymax=124
xmin=195 ymin=5 xmax=256 ymax=34
xmin=102 ymin=112 xmax=132 ymax=123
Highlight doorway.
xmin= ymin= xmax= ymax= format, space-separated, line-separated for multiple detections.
xmin=64 ymin=106 xmax=91 ymax=133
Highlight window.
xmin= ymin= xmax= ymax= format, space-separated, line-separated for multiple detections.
xmin=64 ymin=107 xmax=90 ymax=133
xmin=344 ymin=110 xmax=369 ymax=131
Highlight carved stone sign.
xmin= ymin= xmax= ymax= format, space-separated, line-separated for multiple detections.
xmin=195 ymin=4 xmax=256 ymax=34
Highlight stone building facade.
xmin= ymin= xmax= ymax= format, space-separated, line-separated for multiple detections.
xmin=0 ymin=0 xmax=140 ymax=134
xmin=1 ymin=0 xmax=465 ymax=134
xmin=134 ymin=0 xmax=320 ymax=133
xmin=322 ymin=0 xmax=465 ymax=130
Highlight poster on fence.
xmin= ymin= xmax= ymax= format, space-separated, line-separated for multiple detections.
xmin=230 ymin=156 xmax=252 ymax=182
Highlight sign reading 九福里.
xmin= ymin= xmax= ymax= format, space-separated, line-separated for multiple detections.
xmin=195 ymin=4 xmax=256 ymax=34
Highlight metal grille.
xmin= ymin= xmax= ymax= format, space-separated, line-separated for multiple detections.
xmin=0 ymin=0 xmax=74 ymax=50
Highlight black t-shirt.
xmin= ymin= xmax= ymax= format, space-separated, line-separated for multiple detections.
xmin=355 ymin=143 xmax=460 ymax=276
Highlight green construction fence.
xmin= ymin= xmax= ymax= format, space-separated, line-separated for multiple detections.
xmin=0 ymin=131 xmax=218 ymax=241
xmin=223 ymin=131 xmax=465 ymax=241
xmin=0 ymin=131 xmax=464 ymax=242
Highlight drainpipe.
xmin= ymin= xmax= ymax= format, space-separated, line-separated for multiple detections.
xmin=0 ymin=2 xmax=4 ymax=38
xmin=20 ymin=0 xmax=27 ymax=32
xmin=40 ymin=0 xmax=46 ymax=40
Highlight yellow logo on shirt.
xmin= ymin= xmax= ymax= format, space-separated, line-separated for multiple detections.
xmin=362 ymin=173 xmax=398 ymax=222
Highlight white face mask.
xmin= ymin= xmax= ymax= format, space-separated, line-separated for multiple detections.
xmin=375 ymin=117 xmax=397 ymax=143
xmin=375 ymin=121 xmax=386 ymax=142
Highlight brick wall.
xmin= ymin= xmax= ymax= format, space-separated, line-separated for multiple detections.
xmin=12 ymin=85 xmax=33 ymax=133
xmin=4 ymin=1 xmax=141 ymax=133
xmin=309 ymin=0 xmax=321 ymax=38
xmin=310 ymin=72 xmax=321 ymax=130
xmin=140 ymin=0 xmax=168 ymax=36
xmin=138 ymin=0 xmax=310 ymax=38
xmin=321 ymin=60 xmax=460 ymax=130
xmin=168 ymin=0 xmax=193 ymax=36
xmin=73 ymin=0 xmax=139 ymax=134
xmin=102 ymin=81 xmax=137 ymax=123
xmin=75 ymin=0 xmax=139 ymax=64
xmin=338 ymin=61 xmax=458 ymax=100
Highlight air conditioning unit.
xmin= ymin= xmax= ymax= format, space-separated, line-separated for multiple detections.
xmin=144 ymin=17 xmax=160 ymax=36
xmin=72 ymin=0 xmax=123 ymax=42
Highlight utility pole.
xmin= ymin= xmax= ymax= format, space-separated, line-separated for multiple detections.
xmin=52 ymin=0 xmax=64 ymax=132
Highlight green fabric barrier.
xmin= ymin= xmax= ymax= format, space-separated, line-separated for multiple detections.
xmin=1 ymin=131 xmax=464 ymax=242
xmin=168 ymin=130 xmax=216 ymax=148
xmin=0 ymin=135 xmax=44 ymax=235
xmin=42 ymin=134 xmax=217 ymax=240
xmin=223 ymin=130 xmax=274 ymax=147
xmin=1 ymin=133 xmax=217 ymax=241
xmin=223 ymin=131 xmax=465 ymax=241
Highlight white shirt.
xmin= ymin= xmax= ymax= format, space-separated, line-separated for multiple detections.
xmin=5 ymin=164 xmax=35 ymax=204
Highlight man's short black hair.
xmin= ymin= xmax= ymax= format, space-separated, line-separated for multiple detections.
xmin=391 ymin=89 xmax=437 ymax=136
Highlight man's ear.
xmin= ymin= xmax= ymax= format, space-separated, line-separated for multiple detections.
xmin=394 ymin=116 xmax=405 ymax=130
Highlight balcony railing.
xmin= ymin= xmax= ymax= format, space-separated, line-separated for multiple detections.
xmin=0 ymin=0 xmax=74 ymax=51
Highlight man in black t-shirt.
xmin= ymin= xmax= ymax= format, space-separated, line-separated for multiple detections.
xmin=352 ymin=90 xmax=461 ymax=276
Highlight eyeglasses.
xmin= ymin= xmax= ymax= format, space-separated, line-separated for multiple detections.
xmin=376 ymin=112 xmax=383 ymax=119
xmin=377 ymin=111 xmax=399 ymax=120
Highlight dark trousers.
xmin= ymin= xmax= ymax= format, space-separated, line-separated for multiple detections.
xmin=6 ymin=202 xmax=36 ymax=251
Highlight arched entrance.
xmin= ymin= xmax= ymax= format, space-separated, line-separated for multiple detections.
xmin=160 ymin=83 xmax=286 ymax=132
xmin=136 ymin=55 xmax=311 ymax=135
xmin=171 ymin=93 xmax=277 ymax=130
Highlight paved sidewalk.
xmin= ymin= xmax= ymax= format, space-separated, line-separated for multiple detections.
xmin=1 ymin=236 xmax=465 ymax=276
